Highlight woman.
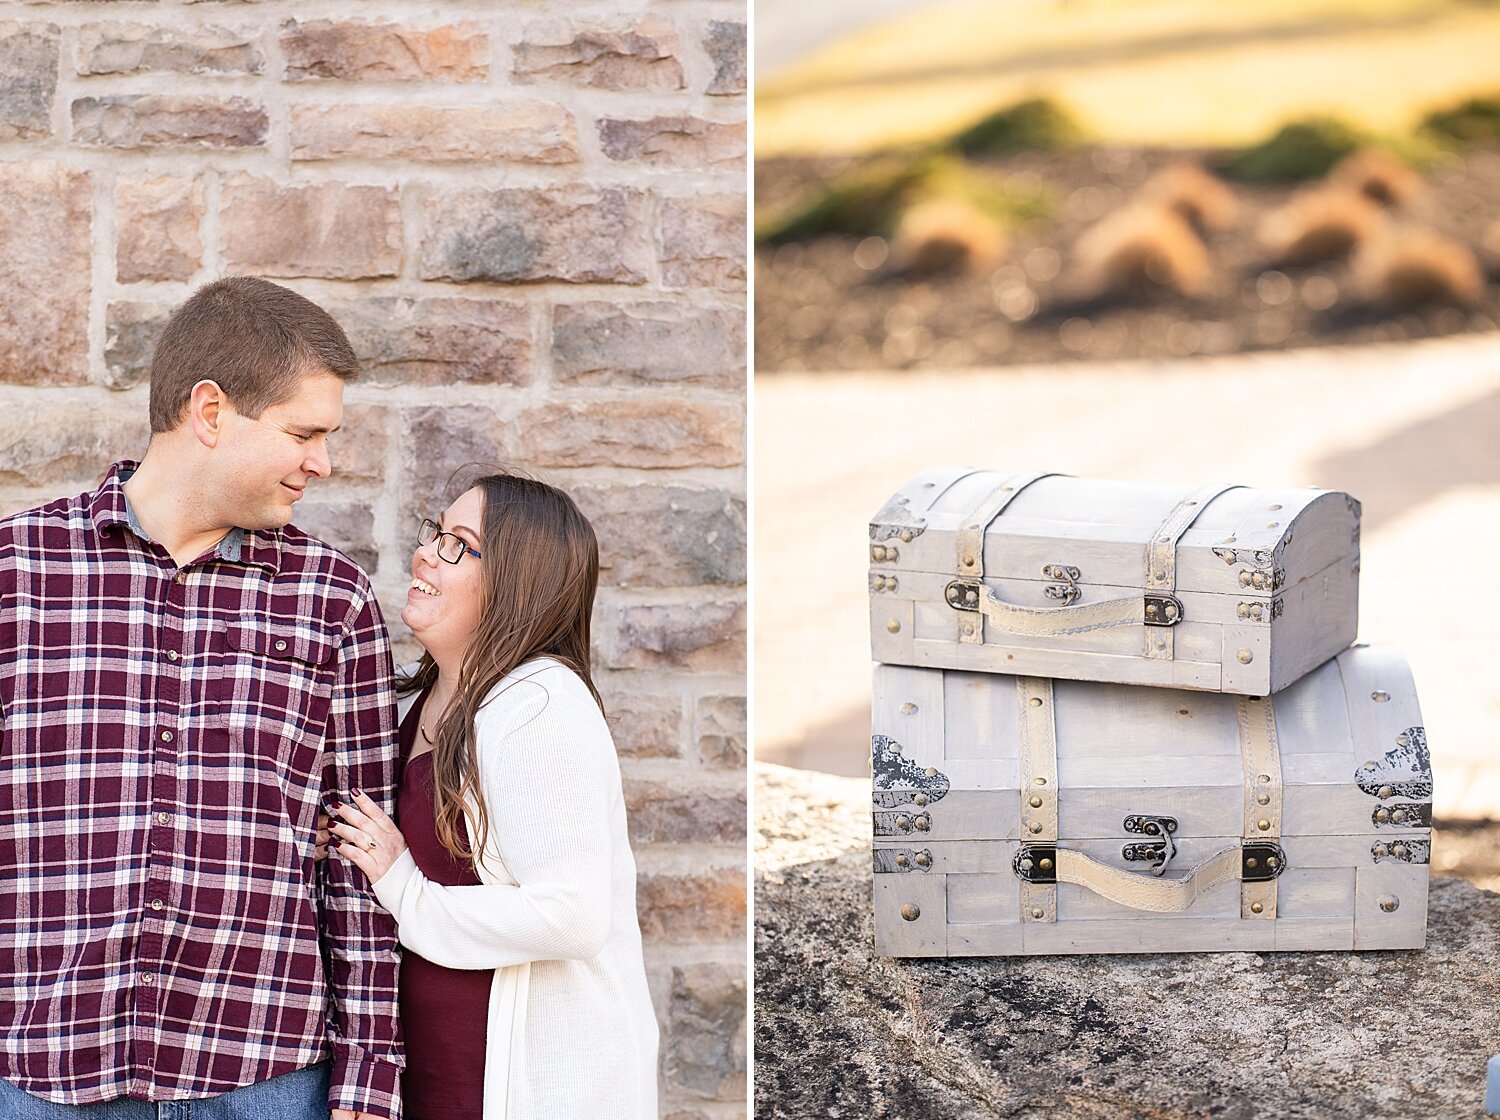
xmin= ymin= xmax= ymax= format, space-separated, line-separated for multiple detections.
xmin=323 ymin=473 xmax=657 ymax=1120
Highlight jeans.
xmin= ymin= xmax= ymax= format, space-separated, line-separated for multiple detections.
xmin=0 ymin=1062 xmax=330 ymax=1120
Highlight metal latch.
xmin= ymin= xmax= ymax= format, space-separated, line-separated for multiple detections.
xmin=1121 ymin=814 xmax=1178 ymax=875
xmin=1143 ymin=594 xmax=1183 ymax=627
xmin=1042 ymin=564 xmax=1081 ymax=604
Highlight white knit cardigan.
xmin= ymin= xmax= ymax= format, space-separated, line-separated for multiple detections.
xmin=373 ymin=658 xmax=658 ymax=1120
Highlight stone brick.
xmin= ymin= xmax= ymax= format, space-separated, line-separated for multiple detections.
xmin=704 ymin=22 xmax=746 ymax=96
xmin=291 ymin=102 xmax=577 ymax=164
xmin=610 ymin=600 xmax=745 ymax=672
xmin=513 ymin=16 xmax=683 ymax=90
xmin=600 ymin=693 xmax=683 ymax=760
xmin=0 ymin=162 xmax=90 ymax=387
xmin=220 ymin=177 xmax=400 ymax=279
xmin=552 ymin=302 xmax=744 ymax=389
xmin=332 ymin=298 xmax=532 ymax=388
xmin=572 ymin=485 xmax=744 ymax=588
xmin=400 ymin=406 xmax=506 ymax=524
xmin=637 ymin=869 xmax=744 ymax=941
xmin=664 ymin=964 xmax=747 ymax=1100
xmin=72 ymin=95 xmax=267 ymax=149
xmin=281 ymin=19 xmax=487 ymax=82
xmin=104 ymin=302 xmax=170 ymax=391
xmin=515 ymin=401 xmax=742 ymax=469
xmin=661 ymin=194 xmax=745 ymax=290
xmin=0 ymin=401 xmax=148 ymax=487
xmin=291 ymin=500 xmax=377 ymax=575
xmin=0 ymin=22 xmax=58 ymax=140
xmin=332 ymin=403 xmax=389 ymax=485
xmin=625 ymin=781 xmax=744 ymax=845
xmin=695 ymin=695 xmax=746 ymax=770
xmin=599 ymin=115 xmax=744 ymax=168
xmin=75 ymin=23 xmax=263 ymax=75
xmin=116 ymin=175 xmax=204 ymax=283
xmin=419 ymin=187 xmax=650 ymax=285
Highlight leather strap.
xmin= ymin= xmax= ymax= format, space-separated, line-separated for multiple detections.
xmin=1017 ymin=677 xmax=1057 ymax=923
xmin=957 ymin=471 xmax=1061 ymax=643
xmin=1144 ymin=484 xmax=1241 ymax=661
xmin=1236 ymin=694 xmax=1283 ymax=919
xmin=1054 ymin=845 xmax=1243 ymax=913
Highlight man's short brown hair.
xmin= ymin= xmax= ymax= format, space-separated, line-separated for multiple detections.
xmin=148 ymin=276 xmax=360 ymax=434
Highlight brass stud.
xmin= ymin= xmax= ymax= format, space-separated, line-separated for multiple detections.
xmin=1152 ymin=569 xmax=1166 ymax=581
xmin=887 ymin=619 xmax=901 ymax=633
xmin=872 ymin=545 xmax=886 ymax=561
xmin=1029 ymin=795 xmax=1043 ymax=809
xmin=895 ymin=854 xmax=910 ymax=867
xmin=1250 ymin=901 xmax=1264 ymax=914
xmin=1258 ymin=774 xmax=1271 ymax=784
xmin=1370 ymin=690 xmax=1390 ymax=703
xmin=1267 ymin=522 xmax=1279 ymax=529
xmin=888 ymin=577 xmax=899 ymax=592
xmin=1165 ymin=604 xmax=1178 ymax=620
xmin=1267 ymin=504 xmax=1282 ymax=511
xmin=1034 ymin=777 xmax=1047 ymax=786
xmin=1039 ymin=858 xmax=1053 ymax=871
xmin=963 ymin=621 xmax=975 ymax=635
xmin=1147 ymin=603 xmax=1159 ymax=617
xmin=1237 ymin=649 xmax=1253 ymax=664
xmin=1392 ymin=843 xmax=1409 ymax=859
xmin=1019 ymin=857 xmax=1034 ymax=872
xmin=1378 ymin=896 xmax=1399 ymax=913
xmin=1266 ymin=856 xmax=1278 ymax=868
xmin=1246 ymin=857 xmax=1259 ymax=869
xmin=1030 ymin=908 xmax=1045 ymax=919
xmin=1375 ymin=808 xmax=1390 ymax=823
xmin=1396 ymin=734 xmax=1410 ymax=748
xmin=1392 ymin=809 xmax=1407 ymax=824
xmin=895 ymin=815 xmax=911 ymax=831
xmin=1154 ymin=639 xmax=1166 ymax=650
xmin=900 ymin=530 xmax=913 ymax=543
xmin=1362 ymin=761 xmax=1378 ymax=771
xmin=1257 ymin=793 xmax=1271 ymax=806
xmin=1239 ymin=572 xmax=1252 ymax=587
xmin=925 ymin=767 xmax=937 ymax=778
xmin=914 ymin=852 xmax=932 ymax=869
xmin=1377 ymin=785 xmax=1393 ymax=799
xmin=961 ymin=553 xmax=975 ymax=567
xmin=914 ymin=815 xmax=930 ymax=832
xmin=965 ymin=590 xmax=978 ymax=605
xmin=1373 ymin=843 xmax=1388 ymax=858
xmin=1257 ymin=819 xmax=1271 ymax=831
xmin=900 ymin=904 xmax=921 ymax=921
xmin=1029 ymin=822 xmax=1043 ymax=834
xmin=1029 ymin=696 xmax=1043 ymax=708
xmin=914 ymin=793 xmax=928 ymax=807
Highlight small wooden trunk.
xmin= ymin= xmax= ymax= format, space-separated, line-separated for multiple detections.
xmin=869 ymin=468 xmax=1360 ymax=695
xmin=871 ymin=645 xmax=1430 ymax=956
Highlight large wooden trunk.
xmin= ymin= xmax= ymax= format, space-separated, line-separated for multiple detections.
xmin=871 ymin=645 xmax=1430 ymax=956
xmin=869 ymin=468 xmax=1360 ymax=695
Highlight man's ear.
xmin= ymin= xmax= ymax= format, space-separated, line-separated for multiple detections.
xmin=187 ymin=380 xmax=230 ymax=448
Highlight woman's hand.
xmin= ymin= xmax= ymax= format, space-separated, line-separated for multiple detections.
xmin=328 ymin=790 xmax=408 ymax=884
xmin=314 ymin=812 xmax=332 ymax=862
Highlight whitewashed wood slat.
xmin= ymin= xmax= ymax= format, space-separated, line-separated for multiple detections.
xmin=871 ymin=646 xmax=1430 ymax=956
xmin=869 ymin=469 xmax=1359 ymax=695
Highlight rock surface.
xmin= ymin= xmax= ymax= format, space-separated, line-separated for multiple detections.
xmin=755 ymin=763 xmax=1500 ymax=1120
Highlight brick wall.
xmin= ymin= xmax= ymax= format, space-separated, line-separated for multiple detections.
xmin=0 ymin=3 xmax=747 ymax=1116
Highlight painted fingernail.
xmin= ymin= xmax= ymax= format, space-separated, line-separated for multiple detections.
xmin=353 ymin=789 xmax=364 ymax=798
xmin=331 ymin=838 xmax=342 ymax=848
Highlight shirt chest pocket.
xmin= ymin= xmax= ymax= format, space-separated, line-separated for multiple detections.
xmin=212 ymin=624 xmax=341 ymax=774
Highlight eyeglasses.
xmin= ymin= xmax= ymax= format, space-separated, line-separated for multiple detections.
xmin=417 ymin=519 xmax=483 ymax=565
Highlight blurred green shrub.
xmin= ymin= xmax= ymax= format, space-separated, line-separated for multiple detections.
xmin=756 ymin=154 xmax=1053 ymax=243
xmin=1421 ymin=96 xmax=1500 ymax=145
xmin=1224 ymin=117 xmax=1371 ymax=181
xmin=948 ymin=97 xmax=1084 ymax=157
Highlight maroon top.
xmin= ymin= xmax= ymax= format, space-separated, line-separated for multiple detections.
xmin=397 ymin=690 xmax=490 ymax=1120
xmin=0 ymin=461 xmax=401 ymax=1114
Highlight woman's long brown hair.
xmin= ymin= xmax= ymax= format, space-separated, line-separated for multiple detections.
xmin=400 ymin=471 xmax=604 ymax=863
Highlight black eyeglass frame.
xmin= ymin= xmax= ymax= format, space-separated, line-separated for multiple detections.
xmin=417 ymin=518 xmax=483 ymax=565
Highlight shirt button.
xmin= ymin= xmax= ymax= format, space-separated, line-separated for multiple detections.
xmin=156 ymin=812 xmax=170 ymax=825
xmin=166 ymin=651 xmax=179 ymax=662
xmin=141 ymin=973 xmax=154 ymax=985
xmin=150 ymin=899 xmax=164 ymax=911
xmin=159 ymin=730 xmax=173 ymax=743
xmin=274 ymin=640 xmax=288 ymax=652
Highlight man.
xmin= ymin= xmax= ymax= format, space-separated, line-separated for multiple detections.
xmin=0 ymin=277 xmax=402 ymax=1119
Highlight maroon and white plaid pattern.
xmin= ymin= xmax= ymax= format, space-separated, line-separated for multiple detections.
xmin=0 ymin=463 xmax=403 ymax=1117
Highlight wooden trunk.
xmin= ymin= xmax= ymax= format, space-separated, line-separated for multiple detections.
xmin=871 ymin=645 xmax=1430 ymax=956
xmin=869 ymin=468 xmax=1360 ymax=695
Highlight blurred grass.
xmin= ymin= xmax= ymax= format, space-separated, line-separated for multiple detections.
xmin=756 ymin=0 xmax=1500 ymax=156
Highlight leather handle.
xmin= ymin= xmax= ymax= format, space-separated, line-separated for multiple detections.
xmin=1053 ymin=846 xmax=1243 ymax=913
xmin=969 ymin=582 xmax=1144 ymax=637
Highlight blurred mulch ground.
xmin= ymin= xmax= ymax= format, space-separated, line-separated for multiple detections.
xmin=754 ymin=144 xmax=1500 ymax=372
xmin=1433 ymin=819 xmax=1500 ymax=894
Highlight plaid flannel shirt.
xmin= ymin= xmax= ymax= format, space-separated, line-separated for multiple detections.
xmin=0 ymin=462 xmax=403 ymax=1116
